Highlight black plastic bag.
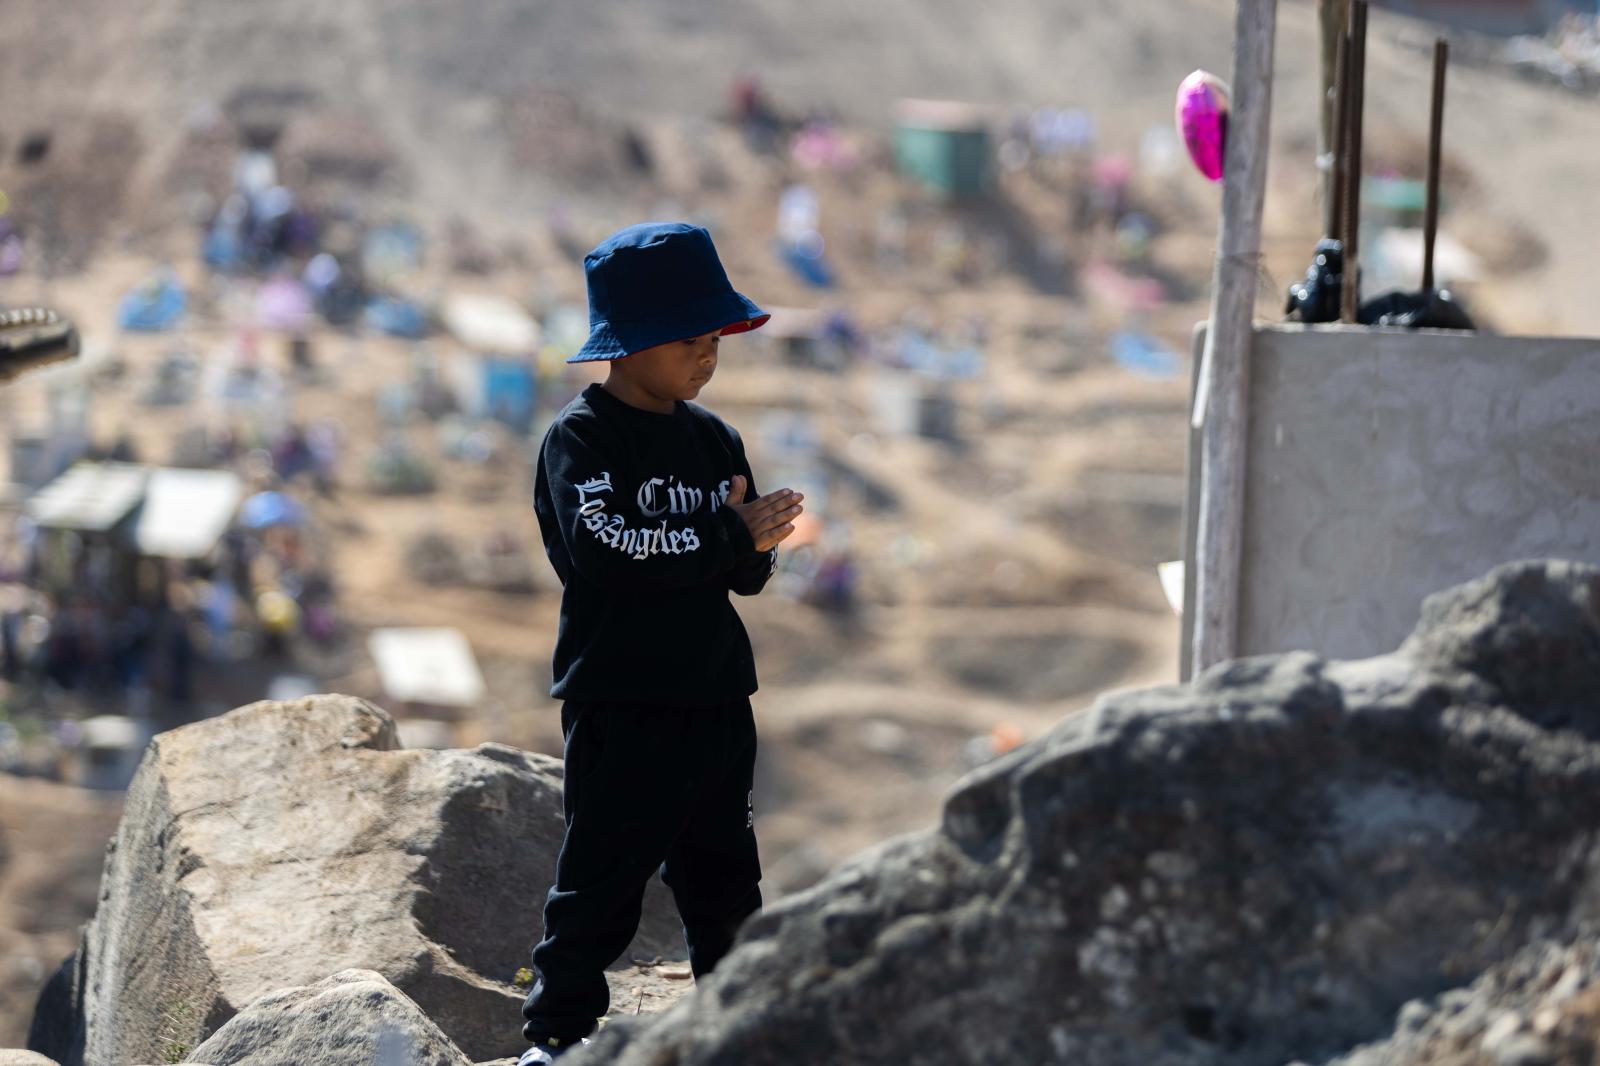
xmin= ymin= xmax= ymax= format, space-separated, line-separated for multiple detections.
xmin=1358 ymin=288 xmax=1475 ymax=330
xmin=1284 ymin=238 xmax=1345 ymax=323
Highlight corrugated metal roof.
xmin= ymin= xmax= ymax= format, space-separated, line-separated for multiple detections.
xmin=367 ymin=627 xmax=486 ymax=709
xmin=135 ymin=468 xmax=244 ymax=559
xmin=27 ymin=462 xmax=148 ymax=532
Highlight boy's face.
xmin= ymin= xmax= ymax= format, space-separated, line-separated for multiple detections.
xmin=617 ymin=328 xmax=721 ymax=402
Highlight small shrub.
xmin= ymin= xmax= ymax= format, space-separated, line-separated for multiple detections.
xmin=156 ymin=996 xmax=201 ymax=1064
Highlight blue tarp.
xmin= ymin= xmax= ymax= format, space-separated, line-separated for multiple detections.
xmin=365 ymin=296 xmax=430 ymax=339
xmin=239 ymin=491 xmax=307 ymax=529
xmin=202 ymin=220 xmax=245 ymax=272
xmin=777 ymin=240 xmax=836 ymax=289
xmin=118 ymin=274 xmax=187 ymax=332
xmin=1109 ymin=331 xmax=1181 ymax=378
xmin=482 ymin=358 xmax=537 ymax=434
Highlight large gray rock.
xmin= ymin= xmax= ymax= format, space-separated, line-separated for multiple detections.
xmin=0 ymin=1051 xmax=64 ymax=1066
xmin=182 ymin=969 xmax=471 ymax=1066
xmin=1326 ymin=933 xmax=1600 ymax=1066
xmin=580 ymin=560 xmax=1600 ymax=1066
xmin=0 ymin=1051 xmax=208 ymax=1066
xmin=28 ymin=695 xmax=682 ymax=1066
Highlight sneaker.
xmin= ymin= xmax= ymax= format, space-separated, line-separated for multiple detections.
xmin=518 ymin=1037 xmax=591 ymax=1065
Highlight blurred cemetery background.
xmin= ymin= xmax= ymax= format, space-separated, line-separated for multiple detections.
xmin=3 ymin=0 xmax=1600 ymax=1041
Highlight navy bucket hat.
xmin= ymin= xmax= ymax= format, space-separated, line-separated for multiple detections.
xmin=569 ymin=222 xmax=770 ymax=363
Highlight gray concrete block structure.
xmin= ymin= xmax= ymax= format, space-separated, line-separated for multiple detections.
xmin=1182 ymin=324 xmax=1600 ymax=673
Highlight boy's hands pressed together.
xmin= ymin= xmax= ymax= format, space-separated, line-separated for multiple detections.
xmin=725 ymin=474 xmax=803 ymax=552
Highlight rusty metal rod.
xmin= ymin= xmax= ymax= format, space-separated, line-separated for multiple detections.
xmin=1330 ymin=29 xmax=1351 ymax=243
xmin=1340 ymin=0 xmax=1368 ymax=324
xmin=1422 ymin=37 xmax=1448 ymax=293
xmin=1319 ymin=0 xmax=1353 ymax=234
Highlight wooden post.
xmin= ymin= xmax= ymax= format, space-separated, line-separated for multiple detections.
xmin=1190 ymin=0 xmax=1278 ymax=672
xmin=1319 ymin=0 xmax=1352 ymax=234
xmin=1329 ymin=29 xmax=1350 ymax=244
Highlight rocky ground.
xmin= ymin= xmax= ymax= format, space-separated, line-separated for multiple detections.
xmin=10 ymin=560 xmax=1600 ymax=1066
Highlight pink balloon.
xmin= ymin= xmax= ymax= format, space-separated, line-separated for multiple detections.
xmin=1175 ymin=70 xmax=1231 ymax=182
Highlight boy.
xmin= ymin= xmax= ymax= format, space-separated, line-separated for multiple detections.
xmin=519 ymin=222 xmax=804 ymax=1064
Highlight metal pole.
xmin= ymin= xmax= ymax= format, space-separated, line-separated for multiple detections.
xmin=1190 ymin=0 xmax=1278 ymax=672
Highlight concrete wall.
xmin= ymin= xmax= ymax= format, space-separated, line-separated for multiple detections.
xmin=1182 ymin=325 xmax=1600 ymax=673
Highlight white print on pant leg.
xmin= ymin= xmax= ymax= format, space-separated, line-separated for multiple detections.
xmin=573 ymin=469 xmax=738 ymax=562
xmin=747 ymin=789 xmax=754 ymax=829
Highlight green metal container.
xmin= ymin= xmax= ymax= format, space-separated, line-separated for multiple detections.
xmin=892 ymin=100 xmax=992 ymax=199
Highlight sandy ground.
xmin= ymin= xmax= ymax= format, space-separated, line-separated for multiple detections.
xmin=0 ymin=774 xmax=123 ymax=1044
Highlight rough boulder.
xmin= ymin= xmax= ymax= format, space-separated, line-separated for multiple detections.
xmin=183 ymin=969 xmax=471 ymax=1066
xmin=580 ymin=559 xmax=1600 ymax=1066
xmin=28 ymin=695 xmax=682 ymax=1065
xmin=0 ymin=1052 xmax=71 ymax=1066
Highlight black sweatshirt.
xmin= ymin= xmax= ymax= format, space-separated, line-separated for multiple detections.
xmin=533 ymin=383 xmax=777 ymax=705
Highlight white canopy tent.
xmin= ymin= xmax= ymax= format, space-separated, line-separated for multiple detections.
xmin=134 ymin=468 xmax=244 ymax=559
xmin=27 ymin=461 xmax=148 ymax=532
xmin=29 ymin=462 xmax=244 ymax=560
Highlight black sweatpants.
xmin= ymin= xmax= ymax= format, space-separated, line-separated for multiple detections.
xmin=521 ymin=696 xmax=762 ymax=1043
